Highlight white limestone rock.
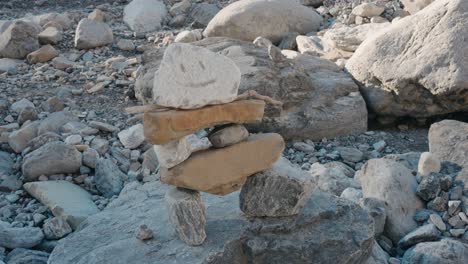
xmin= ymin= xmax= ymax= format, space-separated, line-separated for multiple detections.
xmin=123 ymin=0 xmax=167 ymax=34
xmin=74 ymin=18 xmax=113 ymax=49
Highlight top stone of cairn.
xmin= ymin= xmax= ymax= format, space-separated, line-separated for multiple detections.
xmin=153 ymin=43 xmax=242 ymax=109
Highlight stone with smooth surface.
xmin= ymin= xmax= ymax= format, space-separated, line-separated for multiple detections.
xmin=27 ymin=44 xmax=59 ymax=64
xmin=8 ymin=121 xmax=39 ymax=153
xmin=352 ymin=3 xmax=385 ymax=17
xmin=401 ymin=0 xmax=435 ymax=14
xmin=323 ymin=23 xmax=390 ymax=52
xmin=402 ymin=239 xmax=468 ymax=264
xmin=165 ymin=187 xmax=206 ymax=246
xmin=95 ymin=158 xmax=125 ymax=198
xmin=398 ymin=224 xmax=440 ymax=249
xmin=123 ymin=0 xmax=167 ymax=34
xmin=38 ymin=27 xmax=62 ymax=45
xmin=74 ymin=18 xmax=113 ymax=49
xmin=209 ymin=124 xmax=249 ymax=148
xmin=0 ymin=222 xmax=44 ymax=249
xmin=144 ymin=100 xmax=265 ymax=145
xmin=239 ymin=157 xmax=316 ymax=217
xmin=154 ymin=134 xmax=211 ymax=168
xmin=418 ymin=152 xmax=441 ymax=176
xmin=153 ymin=43 xmax=241 ymax=109
xmin=5 ymin=248 xmax=49 ymax=264
xmin=23 ymin=180 xmax=99 ymax=229
xmin=118 ymin=124 xmax=145 ymax=149
xmin=161 ymin=133 xmax=284 ymax=195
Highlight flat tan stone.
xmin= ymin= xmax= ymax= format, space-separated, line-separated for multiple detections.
xmin=27 ymin=44 xmax=59 ymax=64
xmin=144 ymin=100 xmax=265 ymax=145
xmin=160 ymin=133 xmax=284 ymax=195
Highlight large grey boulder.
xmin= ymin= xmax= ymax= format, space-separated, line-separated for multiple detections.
xmin=346 ymin=0 xmax=468 ymax=117
xmin=429 ymin=120 xmax=468 ymax=167
xmin=203 ymin=0 xmax=323 ymax=43
xmin=22 ymin=141 xmax=82 ymax=181
xmin=357 ymin=157 xmax=424 ymax=243
xmin=74 ymin=18 xmax=113 ymax=49
xmin=135 ymin=37 xmax=367 ymax=140
xmin=0 ymin=20 xmax=39 ymax=59
xmin=123 ymin=0 xmax=167 ymax=34
xmin=402 ymin=239 xmax=468 ymax=264
xmin=37 ymin=111 xmax=78 ymax=135
xmin=48 ymin=182 xmax=374 ymax=264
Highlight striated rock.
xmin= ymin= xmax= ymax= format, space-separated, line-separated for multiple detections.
xmin=357 ymin=158 xmax=424 ymax=243
xmin=5 ymin=248 xmax=49 ymax=264
xmin=161 ymin=133 xmax=284 ymax=195
xmin=23 ymin=181 xmax=99 ymax=229
xmin=165 ymin=187 xmax=206 ymax=245
xmin=398 ymin=224 xmax=440 ymax=249
xmin=118 ymin=123 xmax=145 ymax=149
xmin=123 ymin=0 xmax=167 ymax=34
xmin=239 ymin=157 xmax=315 ymax=217
xmin=402 ymin=239 xmax=468 ymax=264
xmin=209 ymin=124 xmax=249 ymax=148
xmin=309 ymin=162 xmax=360 ymax=196
xmin=154 ymin=134 xmax=211 ymax=168
xmin=153 ymin=43 xmax=241 ymax=109
xmin=0 ymin=21 xmax=39 ymax=59
xmin=43 ymin=217 xmax=72 ymax=240
xmin=429 ymin=120 xmax=468 ymax=167
xmin=74 ymin=18 xmax=113 ymax=49
xmin=95 ymin=158 xmax=125 ymax=198
xmin=144 ymin=100 xmax=264 ymax=145
xmin=0 ymin=222 xmax=44 ymax=249
xmin=26 ymin=44 xmax=59 ymax=64
xmin=203 ymin=0 xmax=322 ymax=43
xmin=38 ymin=26 xmax=62 ymax=45
xmin=323 ymin=23 xmax=390 ymax=52
xmin=401 ymin=0 xmax=435 ymax=14
xmin=346 ymin=0 xmax=468 ymax=117
xmin=22 ymin=142 xmax=82 ymax=181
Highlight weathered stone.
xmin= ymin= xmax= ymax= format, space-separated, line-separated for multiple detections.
xmin=153 ymin=43 xmax=241 ymax=109
xmin=323 ymin=23 xmax=390 ymax=52
xmin=18 ymin=106 xmax=37 ymax=125
xmin=95 ymin=158 xmax=125 ymax=198
xmin=0 ymin=58 xmax=21 ymax=74
xmin=340 ymin=187 xmax=363 ymax=203
xmin=118 ymin=124 xmax=144 ymax=149
xmin=174 ymin=30 xmax=202 ymax=43
xmin=352 ymin=3 xmax=385 ymax=17
xmin=25 ymin=12 xmax=72 ymax=30
xmin=398 ymin=224 xmax=440 ymax=249
xmin=22 ymin=142 xmax=82 ymax=181
xmin=360 ymin=197 xmax=387 ymax=236
xmin=38 ymin=111 xmax=78 ymax=135
xmin=0 ymin=151 xmax=14 ymax=191
xmin=401 ymin=0 xmax=435 ymax=14
xmin=203 ymin=0 xmax=323 ymax=43
xmin=136 ymin=224 xmax=153 ymax=241
xmin=8 ymin=121 xmax=39 ymax=153
xmin=38 ymin=26 xmax=62 ymax=45
xmin=10 ymin=98 xmax=34 ymax=114
xmin=88 ymin=9 xmax=106 ymax=22
xmin=74 ymin=18 xmax=113 ymax=49
xmin=209 ymin=124 xmax=249 ymax=148
xmin=26 ymin=132 xmax=60 ymax=152
xmin=429 ymin=213 xmax=446 ymax=231
xmin=23 ymin=180 xmax=99 ymax=229
xmin=90 ymin=137 xmax=109 ymax=155
xmin=239 ymin=157 xmax=315 ymax=217
xmin=0 ymin=222 xmax=44 ymax=249
xmin=336 ymin=146 xmax=364 ymax=163
xmin=365 ymin=241 xmax=390 ymax=264
xmin=26 ymin=44 xmax=59 ymax=64
xmin=161 ymin=133 xmax=284 ymax=195
xmin=309 ymin=162 xmax=360 ymax=196
xmin=5 ymin=248 xmax=49 ymax=264
xmin=418 ymin=152 xmax=441 ymax=176
xmin=346 ymin=0 xmax=468 ymax=117
xmin=357 ymin=157 xmax=424 ymax=243
xmin=144 ymin=100 xmax=264 ymax=145
xmin=43 ymin=217 xmax=72 ymax=240
xmin=402 ymin=239 xmax=468 ymax=264
xmin=123 ymin=0 xmax=167 ymax=34
xmin=82 ymin=148 xmax=99 ymax=168
xmin=154 ymin=134 xmax=211 ymax=168
xmin=0 ymin=21 xmax=39 ymax=59
xmin=165 ymin=187 xmax=206 ymax=246
xmin=429 ymin=120 xmax=468 ymax=167
xmin=417 ymin=173 xmax=441 ymax=201
xmin=116 ymin=39 xmax=134 ymax=51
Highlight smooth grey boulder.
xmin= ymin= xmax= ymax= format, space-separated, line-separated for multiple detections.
xmin=135 ymin=37 xmax=367 ymax=140
xmin=402 ymin=239 xmax=468 ymax=264
xmin=239 ymin=157 xmax=315 ymax=217
xmin=0 ymin=20 xmax=39 ymax=59
xmin=5 ymin=248 xmax=49 ymax=264
xmin=204 ymin=0 xmax=322 ymax=43
xmin=398 ymin=224 xmax=440 ymax=249
xmin=95 ymin=158 xmax=125 ymax=198
xmin=0 ymin=222 xmax=44 ymax=249
xmin=22 ymin=141 xmax=82 ymax=181
xmin=48 ymin=182 xmax=374 ymax=264
xmin=165 ymin=187 xmax=206 ymax=246
xmin=346 ymin=0 xmax=468 ymax=118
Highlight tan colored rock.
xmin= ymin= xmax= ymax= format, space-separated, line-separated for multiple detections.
xmin=27 ymin=45 xmax=59 ymax=64
xmin=209 ymin=124 xmax=249 ymax=148
xmin=88 ymin=9 xmax=107 ymax=22
xmin=144 ymin=100 xmax=265 ymax=145
xmin=160 ymin=133 xmax=285 ymax=195
xmin=418 ymin=152 xmax=441 ymax=176
xmin=38 ymin=27 xmax=62 ymax=45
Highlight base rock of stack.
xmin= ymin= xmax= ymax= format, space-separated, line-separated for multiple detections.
xmin=165 ymin=187 xmax=206 ymax=246
xmin=239 ymin=157 xmax=315 ymax=217
xmin=144 ymin=99 xmax=265 ymax=145
xmin=160 ymin=133 xmax=284 ymax=195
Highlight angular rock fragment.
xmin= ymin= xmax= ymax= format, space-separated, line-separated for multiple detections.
xmin=74 ymin=18 xmax=113 ymax=49
xmin=154 ymin=134 xmax=211 ymax=168
xmin=402 ymin=239 xmax=468 ymax=263
xmin=8 ymin=121 xmax=39 ymax=153
xmin=0 ymin=21 xmax=40 ymax=59
xmin=161 ymin=133 xmax=284 ymax=195
xmin=144 ymin=100 xmax=265 ymax=145
xmin=209 ymin=124 xmax=249 ymax=148
xmin=418 ymin=152 xmax=441 ymax=176
xmin=429 ymin=120 xmax=468 ymax=168
xmin=165 ymin=187 xmax=206 ymax=246
xmin=43 ymin=217 xmax=72 ymax=240
xmin=398 ymin=224 xmax=440 ymax=249
xmin=5 ymin=248 xmax=49 ymax=264
xmin=118 ymin=124 xmax=145 ymax=149
xmin=38 ymin=26 xmax=62 ymax=45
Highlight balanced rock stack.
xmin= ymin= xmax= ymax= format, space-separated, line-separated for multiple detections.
xmin=143 ymin=43 xmax=285 ymax=245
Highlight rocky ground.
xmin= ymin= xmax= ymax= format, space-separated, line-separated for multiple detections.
xmin=1 ymin=0 xmax=468 ymax=263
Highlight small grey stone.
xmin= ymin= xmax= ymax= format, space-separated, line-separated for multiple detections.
xmin=209 ymin=125 xmax=249 ymax=148
xmin=449 ymin=228 xmax=465 ymax=237
xmin=88 ymin=121 xmax=118 ymax=133
xmin=373 ymin=140 xmax=386 ymax=152
xmin=43 ymin=217 xmax=72 ymax=239
xmin=337 ymin=147 xmax=364 ymax=162
xmin=82 ymin=148 xmax=99 ymax=168
xmin=90 ymin=137 xmax=109 ymax=155
xmin=340 ymin=187 xmax=363 ymax=204
xmin=136 ymin=224 xmax=153 ymax=241
xmin=95 ymin=158 xmax=125 ymax=198
xmin=414 ymin=209 xmax=433 ymax=223
xmin=427 ymin=191 xmax=448 ymax=212
xmin=117 ymin=124 xmax=144 ymax=149
xmin=429 ymin=214 xmax=446 ymax=231
xmin=398 ymin=224 xmax=440 ymax=249
xmin=293 ymin=142 xmax=315 ymax=153
xmin=448 ymin=215 xmax=465 ymax=229
xmin=448 ymin=200 xmax=461 ymax=215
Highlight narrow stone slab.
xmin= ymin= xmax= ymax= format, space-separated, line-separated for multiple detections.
xmin=144 ymin=99 xmax=265 ymax=145
xmin=165 ymin=187 xmax=206 ymax=246
xmin=160 ymin=133 xmax=284 ymax=195
xmin=23 ymin=180 xmax=99 ymax=229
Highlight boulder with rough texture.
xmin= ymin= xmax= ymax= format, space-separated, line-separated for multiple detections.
xmin=154 ymin=134 xmax=211 ymax=168
xmin=203 ymin=0 xmax=323 ymax=43
xmin=118 ymin=124 xmax=145 ymax=149
xmin=123 ymin=0 xmax=167 ymax=34
xmin=323 ymin=23 xmax=390 ymax=52
xmin=74 ymin=18 xmax=113 ymax=49
xmin=357 ymin=157 xmax=424 ymax=243
xmin=95 ymin=158 xmax=125 ymax=198
xmin=23 ymin=181 xmax=99 ymax=229
xmin=346 ymin=0 xmax=468 ymax=117
xmin=352 ymin=3 xmax=385 ymax=17
xmin=22 ymin=142 xmax=82 ymax=181
xmin=25 ymin=12 xmax=72 ymax=30
xmin=309 ymin=162 xmax=360 ymax=196
xmin=402 ymin=239 xmax=468 ymax=264
xmin=429 ymin=120 xmax=468 ymax=167
xmin=161 ymin=133 xmax=284 ymax=195
xmin=5 ymin=248 xmax=49 ymax=264
xmin=153 ymin=43 xmax=241 ymax=109
xmin=0 ymin=222 xmax=44 ymax=249
xmin=144 ymin=100 xmax=264 ymax=145
xmin=43 ymin=217 xmax=72 ymax=240
xmin=365 ymin=241 xmax=390 ymax=264
xmin=401 ymin=0 xmax=435 ymax=14
xmin=209 ymin=124 xmax=249 ymax=148
xmin=239 ymin=157 xmax=315 ymax=217
xmin=136 ymin=37 xmax=368 ymax=140
xmin=0 ymin=21 xmax=39 ymax=59
xmin=165 ymin=187 xmax=206 ymax=245
xmin=38 ymin=26 xmax=62 ymax=45
xmin=26 ymin=44 xmax=59 ymax=64
xmin=48 ymin=182 xmax=373 ymax=264
xmin=397 ymin=224 xmax=440 ymax=249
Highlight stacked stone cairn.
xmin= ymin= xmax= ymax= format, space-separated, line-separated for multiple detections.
xmin=143 ymin=43 xmax=316 ymax=246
